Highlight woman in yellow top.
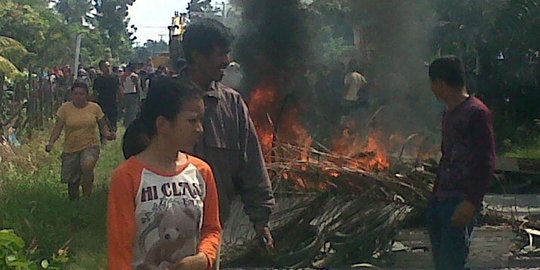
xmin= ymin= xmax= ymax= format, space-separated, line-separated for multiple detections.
xmin=46 ymin=82 xmax=116 ymax=200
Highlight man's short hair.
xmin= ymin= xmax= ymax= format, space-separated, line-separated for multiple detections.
xmin=174 ymin=58 xmax=187 ymax=71
xmin=183 ymin=18 xmax=234 ymax=64
xmin=98 ymin=60 xmax=108 ymax=69
xmin=428 ymin=55 xmax=466 ymax=88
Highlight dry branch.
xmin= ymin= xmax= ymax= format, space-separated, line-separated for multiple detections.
xmin=222 ymin=142 xmax=434 ymax=268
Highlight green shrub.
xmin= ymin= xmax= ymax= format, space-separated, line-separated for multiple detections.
xmin=0 ymin=229 xmax=68 ymax=270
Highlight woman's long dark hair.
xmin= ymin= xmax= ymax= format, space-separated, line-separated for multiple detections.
xmin=122 ymin=77 xmax=203 ymax=159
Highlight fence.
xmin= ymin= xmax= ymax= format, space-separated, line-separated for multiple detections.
xmin=0 ymin=71 xmax=71 ymax=144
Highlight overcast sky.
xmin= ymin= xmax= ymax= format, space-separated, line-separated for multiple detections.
xmin=128 ymin=0 xmax=226 ymax=45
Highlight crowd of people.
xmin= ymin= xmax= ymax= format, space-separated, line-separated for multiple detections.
xmin=44 ymin=18 xmax=494 ymax=270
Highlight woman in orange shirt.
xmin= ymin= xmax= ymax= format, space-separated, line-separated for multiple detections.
xmin=107 ymin=78 xmax=221 ymax=270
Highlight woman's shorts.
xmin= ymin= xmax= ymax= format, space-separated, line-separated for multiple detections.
xmin=60 ymin=145 xmax=100 ymax=184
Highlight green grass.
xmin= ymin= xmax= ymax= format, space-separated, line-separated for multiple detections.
xmin=503 ymin=137 xmax=540 ymax=159
xmin=0 ymin=128 xmax=124 ymax=269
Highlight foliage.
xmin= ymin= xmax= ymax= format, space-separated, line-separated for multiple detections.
xmin=55 ymin=0 xmax=94 ymax=25
xmin=0 ymin=36 xmax=31 ymax=70
xmin=131 ymin=40 xmax=168 ymax=64
xmin=0 ymin=0 xmax=134 ymax=68
xmin=0 ymin=229 xmax=69 ymax=270
xmin=504 ymin=141 xmax=540 ymax=159
xmin=93 ymin=0 xmax=135 ymax=60
xmin=315 ymin=25 xmax=355 ymax=63
xmin=432 ymin=0 xmax=540 ymax=142
xmin=501 ymin=120 xmax=540 ymax=158
xmin=0 ymin=1 xmax=50 ymax=55
xmin=0 ymin=128 xmax=124 ymax=269
xmin=187 ymin=0 xmax=223 ymax=22
xmin=0 ymin=56 xmax=22 ymax=77
xmin=305 ymin=0 xmax=540 ymax=144
xmin=320 ymin=35 xmax=355 ymax=65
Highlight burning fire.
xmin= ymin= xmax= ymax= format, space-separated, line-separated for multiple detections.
xmin=331 ymin=120 xmax=390 ymax=171
xmin=363 ymin=133 xmax=391 ymax=171
xmin=248 ymin=85 xmax=278 ymax=155
xmin=248 ymin=83 xmax=312 ymax=160
xmin=248 ymin=83 xmax=390 ymax=174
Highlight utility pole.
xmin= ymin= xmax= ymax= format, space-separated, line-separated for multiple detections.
xmin=221 ymin=1 xmax=226 ymax=22
xmin=73 ymin=33 xmax=83 ymax=82
xmin=158 ymin=34 xmax=166 ymax=42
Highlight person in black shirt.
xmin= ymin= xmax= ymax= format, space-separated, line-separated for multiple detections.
xmin=93 ymin=60 xmax=121 ymax=132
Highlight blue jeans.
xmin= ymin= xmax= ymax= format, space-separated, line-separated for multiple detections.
xmin=427 ymin=197 xmax=476 ymax=270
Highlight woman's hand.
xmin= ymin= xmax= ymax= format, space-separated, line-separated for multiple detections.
xmin=45 ymin=144 xmax=53 ymax=153
xmin=173 ymin=252 xmax=208 ymax=270
xmin=105 ymin=132 xmax=117 ymax=141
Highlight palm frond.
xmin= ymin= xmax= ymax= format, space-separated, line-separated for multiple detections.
xmin=0 ymin=55 xmax=21 ymax=76
xmin=0 ymin=36 xmax=28 ymax=56
xmin=0 ymin=36 xmax=29 ymax=70
xmin=221 ymin=142 xmax=434 ymax=268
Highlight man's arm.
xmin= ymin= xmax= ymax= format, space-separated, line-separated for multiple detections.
xmin=466 ymin=108 xmax=496 ymax=206
xmin=117 ymin=77 xmax=124 ymax=103
xmin=98 ymin=117 xmax=115 ymax=140
xmin=235 ymin=97 xmax=275 ymax=231
xmin=133 ymin=75 xmax=141 ymax=102
xmin=451 ymin=108 xmax=495 ymax=227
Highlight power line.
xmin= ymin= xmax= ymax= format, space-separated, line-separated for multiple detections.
xmin=135 ymin=25 xmax=168 ymax=28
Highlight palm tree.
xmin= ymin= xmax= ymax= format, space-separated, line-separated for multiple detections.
xmin=0 ymin=36 xmax=27 ymax=77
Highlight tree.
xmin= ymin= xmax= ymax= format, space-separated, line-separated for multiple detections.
xmin=93 ymin=0 xmax=135 ymax=61
xmin=0 ymin=0 xmax=80 ymax=67
xmin=187 ymin=0 xmax=223 ymax=21
xmin=55 ymin=0 xmax=94 ymax=25
xmin=0 ymin=1 xmax=50 ymax=55
xmin=0 ymin=36 xmax=29 ymax=75
xmin=432 ymin=0 xmax=540 ymax=142
xmin=131 ymin=40 xmax=168 ymax=64
xmin=0 ymin=0 xmax=134 ymax=69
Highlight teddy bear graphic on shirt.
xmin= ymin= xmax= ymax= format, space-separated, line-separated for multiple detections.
xmin=136 ymin=203 xmax=201 ymax=270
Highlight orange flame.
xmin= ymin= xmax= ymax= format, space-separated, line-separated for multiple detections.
xmin=248 ymin=83 xmax=312 ymax=159
xmin=331 ymin=119 xmax=390 ymax=171
xmin=364 ymin=133 xmax=391 ymax=171
xmin=248 ymin=85 xmax=278 ymax=156
xmin=249 ymin=82 xmax=390 ymax=184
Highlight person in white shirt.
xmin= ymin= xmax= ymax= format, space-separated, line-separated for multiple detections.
xmin=342 ymin=61 xmax=368 ymax=124
xmin=344 ymin=71 xmax=367 ymax=102
xmin=122 ymin=65 xmax=141 ymax=127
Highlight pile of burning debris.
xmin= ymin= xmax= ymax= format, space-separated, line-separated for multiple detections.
xmin=212 ymin=74 xmax=441 ymax=267
xmin=220 ymin=1 xmax=443 ymax=266
xmin=221 ymin=139 xmax=436 ymax=268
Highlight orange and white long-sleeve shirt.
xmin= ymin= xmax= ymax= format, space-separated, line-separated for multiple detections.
xmin=107 ymin=155 xmax=221 ymax=270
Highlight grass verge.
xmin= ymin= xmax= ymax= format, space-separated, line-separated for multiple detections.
xmin=0 ymin=128 xmax=124 ymax=269
xmin=503 ymin=137 xmax=540 ymax=159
